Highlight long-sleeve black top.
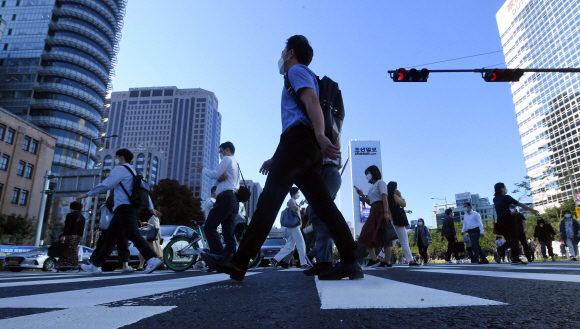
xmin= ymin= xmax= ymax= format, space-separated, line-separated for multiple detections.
xmin=63 ymin=211 xmax=86 ymax=236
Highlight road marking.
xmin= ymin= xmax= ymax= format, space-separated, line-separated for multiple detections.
xmin=437 ymin=265 xmax=580 ymax=271
xmin=413 ymin=269 xmax=580 ymax=282
xmin=0 ymin=272 xmax=173 ymax=288
xmin=315 ymin=274 xmax=505 ymax=309
xmin=0 ymin=306 xmax=175 ymax=329
xmin=0 ymin=272 xmax=258 ymax=309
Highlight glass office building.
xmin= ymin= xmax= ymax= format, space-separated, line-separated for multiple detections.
xmin=105 ymin=86 xmax=222 ymax=200
xmin=496 ymin=0 xmax=580 ymax=210
xmin=0 ymin=0 xmax=127 ymax=173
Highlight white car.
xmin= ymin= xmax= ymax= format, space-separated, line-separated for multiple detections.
xmin=3 ymin=245 xmax=93 ymax=272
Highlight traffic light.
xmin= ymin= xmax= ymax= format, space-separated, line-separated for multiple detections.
xmin=392 ymin=68 xmax=429 ymax=82
xmin=483 ymin=69 xmax=524 ymax=82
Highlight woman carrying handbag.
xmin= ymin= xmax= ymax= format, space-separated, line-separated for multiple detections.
xmin=387 ymin=181 xmax=419 ymax=266
xmin=137 ymin=211 xmax=164 ymax=271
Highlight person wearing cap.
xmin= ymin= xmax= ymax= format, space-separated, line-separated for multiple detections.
xmin=534 ymin=217 xmax=556 ymax=262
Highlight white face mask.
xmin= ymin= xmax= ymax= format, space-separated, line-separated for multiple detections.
xmin=365 ymin=174 xmax=373 ymax=182
xmin=539 ymin=224 xmax=544 ymax=227
xmin=418 ymin=222 xmax=423 ymax=226
xmin=114 ymin=158 xmax=119 ymax=165
xmin=278 ymin=51 xmax=290 ymax=75
xmin=565 ymin=214 xmax=572 ymax=219
xmin=510 ymin=208 xmax=516 ymax=213
xmin=295 ymin=194 xmax=300 ymax=199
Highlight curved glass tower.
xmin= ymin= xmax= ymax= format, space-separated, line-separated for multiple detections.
xmin=0 ymin=0 xmax=127 ymax=173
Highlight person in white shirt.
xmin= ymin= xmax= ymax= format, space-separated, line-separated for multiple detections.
xmin=203 ymin=186 xmax=217 ymax=219
xmin=77 ymin=149 xmax=162 ymax=274
xmin=196 ymin=142 xmax=240 ymax=258
xmin=461 ymin=202 xmax=488 ymax=264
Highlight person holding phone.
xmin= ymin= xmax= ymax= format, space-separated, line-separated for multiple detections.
xmin=356 ymin=165 xmax=392 ymax=268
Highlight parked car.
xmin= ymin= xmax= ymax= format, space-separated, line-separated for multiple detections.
xmin=103 ymin=225 xmax=196 ymax=271
xmin=259 ymin=238 xmax=286 ymax=266
xmin=3 ymin=245 xmax=93 ymax=272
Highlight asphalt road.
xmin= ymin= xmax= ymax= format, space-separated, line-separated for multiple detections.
xmin=1 ymin=262 xmax=579 ymax=329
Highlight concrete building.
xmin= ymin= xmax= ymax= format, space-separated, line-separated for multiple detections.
xmin=496 ymin=0 xmax=580 ymax=210
xmin=431 ymin=193 xmax=496 ymax=229
xmin=0 ymin=18 xmax=5 ymax=42
xmin=104 ymin=86 xmax=222 ymax=200
xmin=238 ymin=179 xmax=262 ymax=219
xmin=339 ymin=140 xmax=382 ymax=238
xmin=0 ymin=106 xmax=56 ymax=218
xmin=0 ymin=0 xmax=127 ymax=173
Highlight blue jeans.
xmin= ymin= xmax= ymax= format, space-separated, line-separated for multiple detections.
xmin=204 ymin=190 xmax=238 ymax=256
xmin=307 ymin=165 xmax=341 ymax=263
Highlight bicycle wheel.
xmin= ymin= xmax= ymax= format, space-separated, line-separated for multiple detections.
xmin=247 ymin=254 xmax=261 ymax=269
xmin=164 ymin=237 xmax=198 ymax=272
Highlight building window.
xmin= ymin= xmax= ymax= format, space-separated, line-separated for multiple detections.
xmin=19 ymin=190 xmax=28 ymax=206
xmin=0 ymin=124 xmax=5 ymax=140
xmin=30 ymin=140 xmax=38 ymax=154
xmin=25 ymin=164 xmax=33 ymax=179
xmin=22 ymin=136 xmax=31 ymax=151
xmin=0 ymin=154 xmax=9 ymax=171
xmin=5 ymin=128 xmax=14 ymax=144
xmin=17 ymin=161 xmax=25 ymax=176
xmin=11 ymin=188 xmax=19 ymax=204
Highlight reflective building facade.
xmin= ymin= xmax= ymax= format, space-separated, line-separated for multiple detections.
xmin=105 ymin=86 xmax=222 ymax=200
xmin=496 ymin=0 xmax=580 ymax=210
xmin=0 ymin=0 xmax=127 ymax=173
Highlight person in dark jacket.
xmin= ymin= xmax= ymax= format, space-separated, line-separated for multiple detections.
xmin=441 ymin=209 xmax=459 ymax=264
xmin=413 ymin=218 xmax=431 ymax=265
xmin=559 ymin=210 xmax=580 ymax=261
xmin=510 ymin=205 xmax=533 ymax=261
xmin=55 ymin=201 xmax=86 ymax=272
xmin=533 ymin=217 xmax=556 ymax=262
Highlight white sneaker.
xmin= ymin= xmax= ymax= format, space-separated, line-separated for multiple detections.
xmin=143 ymin=258 xmax=162 ymax=274
xmin=445 ymin=261 xmax=454 ymax=265
xmin=193 ymin=261 xmax=205 ymax=270
xmin=121 ymin=267 xmax=135 ymax=274
xmin=81 ymin=264 xmax=102 ymax=275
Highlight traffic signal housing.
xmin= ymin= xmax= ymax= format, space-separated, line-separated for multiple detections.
xmin=392 ymin=68 xmax=429 ymax=82
xmin=483 ymin=68 xmax=524 ymax=82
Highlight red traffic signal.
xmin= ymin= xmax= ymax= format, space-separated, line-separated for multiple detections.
xmin=392 ymin=68 xmax=429 ymax=82
xmin=483 ymin=69 xmax=524 ymax=82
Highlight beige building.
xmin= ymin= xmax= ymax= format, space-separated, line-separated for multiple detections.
xmin=0 ymin=107 xmax=56 ymax=219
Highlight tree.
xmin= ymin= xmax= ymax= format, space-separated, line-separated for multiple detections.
xmin=0 ymin=213 xmax=36 ymax=244
xmin=138 ymin=179 xmax=205 ymax=226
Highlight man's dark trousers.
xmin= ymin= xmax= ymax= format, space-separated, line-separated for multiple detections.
xmin=92 ymin=204 xmax=156 ymax=267
xmin=90 ymin=229 xmax=129 ymax=263
xmin=467 ymin=229 xmax=486 ymax=263
xmin=204 ymin=190 xmax=238 ymax=256
xmin=232 ymin=126 xmax=357 ymax=268
xmin=445 ymin=236 xmax=459 ymax=262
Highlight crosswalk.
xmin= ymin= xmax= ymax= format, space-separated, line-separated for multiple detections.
xmin=1 ymin=263 xmax=579 ymax=328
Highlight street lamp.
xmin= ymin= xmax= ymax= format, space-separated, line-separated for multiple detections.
xmin=85 ymin=134 xmax=118 ymax=169
xmin=538 ymin=146 xmax=579 ymax=206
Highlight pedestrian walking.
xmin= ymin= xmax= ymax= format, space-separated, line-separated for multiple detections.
xmin=137 ymin=214 xmax=164 ymax=271
xmin=442 ymin=209 xmax=460 ymax=264
xmin=528 ymin=238 xmax=536 ymax=261
xmin=357 ymin=166 xmax=393 ymax=268
xmin=510 ymin=205 xmax=533 ymax=261
xmin=412 ymin=218 xmax=431 ymax=265
xmin=196 ymin=142 xmax=239 ymax=260
xmin=77 ymin=149 xmax=162 ymax=275
xmin=534 ymin=217 xmax=556 ymax=262
xmin=492 ymin=182 xmax=539 ymax=265
xmin=54 ymin=201 xmax=85 ymax=273
xmin=201 ymin=35 xmax=362 ymax=281
xmin=271 ymin=187 xmax=311 ymax=269
xmin=463 ymin=233 xmax=474 ymax=260
xmin=495 ymin=235 xmax=506 ymax=263
xmin=386 ymin=181 xmax=418 ymax=266
xmin=203 ymin=186 xmax=217 ymax=220
xmin=461 ymin=202 xmax=489 ymax=264
xmin=559 ymin=210 xmax=580 ymax=261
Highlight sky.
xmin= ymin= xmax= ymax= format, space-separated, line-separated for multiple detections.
xmin=112 ymin=0 xmax=526 ymax=228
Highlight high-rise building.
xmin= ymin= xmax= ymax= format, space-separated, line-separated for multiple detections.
xmin=0 ymin=0 xmax=127 ymax=174
xmin=105 ymin=86 xmax=221 ymax=199
xmin=496 ymin=0 xmax=580 ymax=210
xmin=339 ymin=140 xmax=382 ymax=238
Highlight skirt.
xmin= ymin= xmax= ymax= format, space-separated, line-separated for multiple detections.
xmin=139 ymin=239 xmax=163 ymax=260
xmin=358 ymin=202 xmax=392 ymax=248
xmin=57 ymin=235 xmax=81 ymax=268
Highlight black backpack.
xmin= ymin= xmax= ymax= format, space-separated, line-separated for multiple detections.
xmin=284 ymin=73 xmax=345 ymax=144
xmin=119 ymin=165 xmax=151 ymax=208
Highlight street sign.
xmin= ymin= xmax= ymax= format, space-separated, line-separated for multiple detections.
xmin=576 ymin=192 xmax=580 ymax=202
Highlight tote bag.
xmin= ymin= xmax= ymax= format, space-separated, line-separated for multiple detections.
xmin=280 ymin=208 xmax=301 ymax=228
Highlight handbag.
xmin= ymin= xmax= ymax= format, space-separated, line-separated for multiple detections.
xmin=146 ymin=228 xmax=159 ymax=242
xmin=236 ymin=164 xmax=251 ymax=203
xmin=47 ymin=241 xmax=69 ymax=258
xmin=450 ymin=241 xmax=465 ymax=253
xmin=391 ymin=205 xmax=409 ymax=227
xmin=99 ymin=205 xmax=113 ymax=230
xmin=280 ymin=208 xmax=301 ymax=228
xmin=382 ymin=223 xmax=398 ymax=242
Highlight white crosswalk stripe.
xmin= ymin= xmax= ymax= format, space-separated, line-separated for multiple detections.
xmin=413 ymin=268 xmax=580 ymax=282
xmin=0 ymin=271 xmax=173 ymax=288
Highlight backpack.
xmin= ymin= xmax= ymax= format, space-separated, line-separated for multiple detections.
xmin=284 ymin=73 xmax=345 ymax=144
xmin=119 ymin=165 xmax=150 ymax=208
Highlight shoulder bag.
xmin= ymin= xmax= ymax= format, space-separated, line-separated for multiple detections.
xmin=382 ymin=223 xmax=398 ymax=242
xmin=236 ymin=164 xmax=251 ymax=203
xmin=391 ymin=203 xmax=409 ymax=227
xmin=146 ymin=227 xmax=160 ymax=242
xmin=280 ymin=208 xmax=301 ymax=228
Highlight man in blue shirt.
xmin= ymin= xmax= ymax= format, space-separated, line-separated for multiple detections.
xmin=202 ymin=35 xmax=361 ymax=281
xmin=77 ymin=149 xmax=162 ymax=275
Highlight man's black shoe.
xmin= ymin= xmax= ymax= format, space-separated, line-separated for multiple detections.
xmin=200 ymin=252 xmax=246 ymax=282
xmin=279 ymin=261 xmax=289 ymax=269
xmin=480 ymin=258 xmax=489 ymax=264
xmin=303 ymin=262 xmax=333 ymax=276
xmin=318 ymin=262 xmax=364 ymax=281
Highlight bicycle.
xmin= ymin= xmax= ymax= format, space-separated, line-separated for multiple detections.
xmin=164 ymin=219 xmax=261 ymax=272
